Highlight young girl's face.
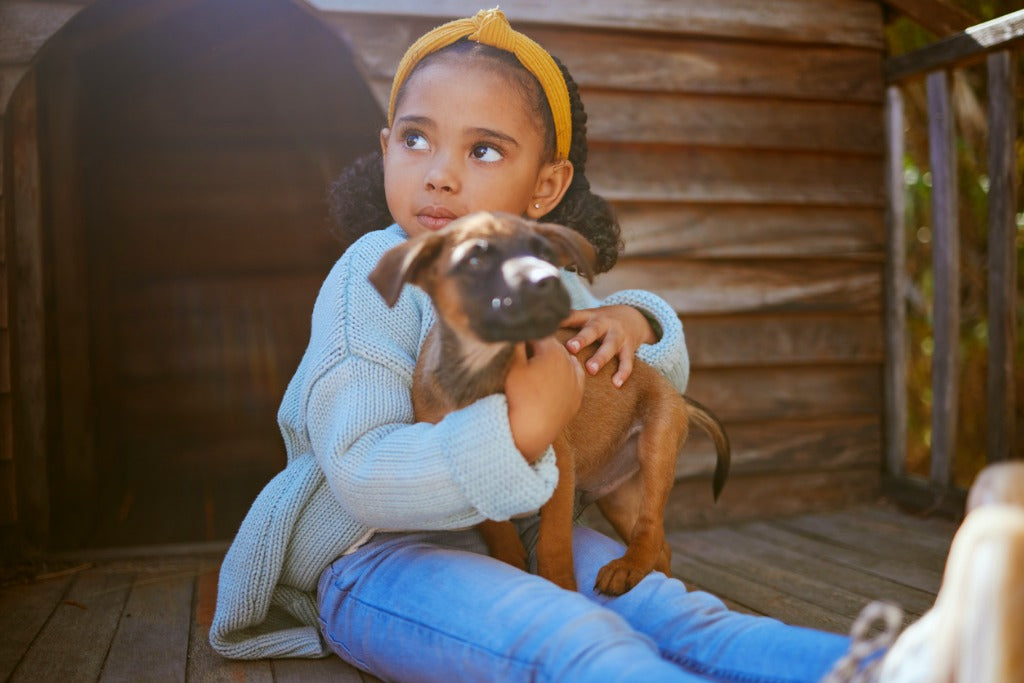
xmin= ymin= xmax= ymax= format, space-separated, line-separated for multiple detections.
xmin=381 ymin=56 xmax=570 ymax=237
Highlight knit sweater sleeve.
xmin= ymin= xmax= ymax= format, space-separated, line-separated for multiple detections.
xmin=560 ymin=271 xmax=690 ymax=393
xmin=300 ymin=231 xmax=559 ymax=530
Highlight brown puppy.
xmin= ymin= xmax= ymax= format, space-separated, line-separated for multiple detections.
xmin=369 ymin=211 xmax=730 ymax=595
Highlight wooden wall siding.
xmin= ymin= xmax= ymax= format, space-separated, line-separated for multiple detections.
xmin=4 ymin=0 xmax=384 ymax=549
xmin=1 ymin=0 xmax=893 ymax=548
xmin=311 ymin=0 xmax=887 ymax=49
xmin=325 ymin=3 xmax=888 ymax=521
xmin=1 ymin=3 xmax=87 ymax=541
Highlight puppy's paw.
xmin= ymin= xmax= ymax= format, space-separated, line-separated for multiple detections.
xmin=594 ymin=559 xmax=651 ymax=596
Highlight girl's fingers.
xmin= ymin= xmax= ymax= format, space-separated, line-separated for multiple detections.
xmin=583 ymin=330 xmax=624 ymax=375
xmin=611 ymin=349 xmax=634 ymax=388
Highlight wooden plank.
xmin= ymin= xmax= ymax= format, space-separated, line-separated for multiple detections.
xmin=584 ymin=92 xmax=884 ymax=154
xmin=884 ymin=85 xmax=908 ymax=478
xmin=8 ymin=68 xmax=50 ymax=546
xmin=589 ymin=146 xmax=884 ymax=207
xmin=314 ymin=0 xmax=886 ymax=48
xmin=684 ymin=313 xmax=884 ymax=367
xmin=886 ymin=9 xmax=1024 ymax=82
xmin=669 ymin=553 xmax=851 ymax=633
xmin=664 ymin=468 xmax=881 ymax=529
xmin=39 ymin=45 xmax=100 ymax=546
xmin=674 ymin=525 xmax=936 ymax=617
xmin=272 ymin=657 xmax=373 ymax=683
xmin=0 ymin=572 xmax=76 ymax=680
xmin=593 ymin=258 xmax=882 ymax=315
xmin=740 ymin=520 xmax=943 ymax=593
xmin=926 ymin=71 xmax=958 ymax=489
xmin=686 ymin=365 xmax=882 ymax=423
xmin=340 ymin=17 xmax=886 ymax=103
xmin=676 ymin=417 xmax=880 ymax=479
xmin=824 ymin=507 xmax=953 ymax=558
xmin=883 ymin=0 xmax=979 ymax=38
xmin=0 ymin=1 xmax=83 ymax=64
xmin=777 ymin=512 xmax=949 ymax=568
xmin=670 ymin=527 xmax=919 ymax=626
xmin=616 ymin=203 xmax=884 ymax=259
xmin=187 ymin=565 xmax=274 ymax=682
xmin=99 ymin=565 xmax=195 ymax=683
xmin=985 ymin=50 xmax=1018 ymax=463
xmin=0 ymin=65 xmax=28 ymax=113
xmin=12 ymin=566 xmax=133 ymax=681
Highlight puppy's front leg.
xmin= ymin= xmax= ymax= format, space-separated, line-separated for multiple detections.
xmin=535 ymin=435 xmax=578 ymax=591
xmin=478 ymin=519 xmax=528 ymax=570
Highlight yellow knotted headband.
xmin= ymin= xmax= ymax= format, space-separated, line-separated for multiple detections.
xmin=387 ymin=8 xmax=572 ymax=161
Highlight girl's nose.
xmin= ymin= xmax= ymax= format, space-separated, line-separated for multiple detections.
xmin=424 ymin=156 xmax=459 ymax=193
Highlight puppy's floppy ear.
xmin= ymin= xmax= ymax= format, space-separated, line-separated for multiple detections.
xmin=533 ymin=222 xmax=598 ymax=283
xmin=368 ymin=233 xmax=445 ymax=307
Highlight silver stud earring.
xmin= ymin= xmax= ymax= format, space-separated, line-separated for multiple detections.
xmin=534 ymin=203 xmax=541 ymax=209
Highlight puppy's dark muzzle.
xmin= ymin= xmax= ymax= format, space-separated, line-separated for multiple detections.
xmin=471 ymin=257 xmax=571 ymax=342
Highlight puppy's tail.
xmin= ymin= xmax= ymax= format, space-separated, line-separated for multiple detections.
xmin=683 ymin=396 xmax=731 ymax=501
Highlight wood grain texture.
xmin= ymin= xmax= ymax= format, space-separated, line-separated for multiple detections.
xmin=886 ymin=9 xmax=1024 ymax=82
xmin=592 ymin=258 xmax=883 ymax=315
xmin=616 ymin=203 xmax=884 ymax=259
xmin=582 ymin=93 xmax=884 ymax=154
xmin=676 ymin=417 xmax=880 ymax=479
xmin=313 ymin=0 xmax=885 ymax=48
xmin=0 ymin=1 xmax=84 ymax=64
xmin=686 ymin=366 xmax=882 ymax=423
xmin=663 ymin=468 xmax=881 ymax=529
xmin=683 ymin=313 xmax=883 ymax=368
xmin=985 ymin=50 xmax=1018 ymax=462
xmin=926 ymin=71 xmax=958 ymax=488
xmin=884 ymin=85 xmax=908 ymax=478
xmin=12 ymin=567 xmax=133 ymax=680
xmin=340 ymin=17 xmax=886 ymax=102
xmin=588 ymin=146 xmax=884 ymax=207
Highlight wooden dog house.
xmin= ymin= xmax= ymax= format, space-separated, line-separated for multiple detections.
xmin=0 ymin=0 xmax=1015 ymax=554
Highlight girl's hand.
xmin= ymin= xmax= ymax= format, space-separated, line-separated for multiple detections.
xmin=561 ymin=305 xmax=658 ymax=388
xmin=505 ymin=338 xmax=585 ymax=463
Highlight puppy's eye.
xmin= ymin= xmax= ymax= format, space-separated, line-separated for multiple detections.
xmin=463 ymin=240 xmax=490 ymax=270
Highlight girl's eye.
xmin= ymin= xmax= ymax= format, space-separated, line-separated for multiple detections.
xmin=471 ymin=145 xmax=503 ymax=162
xmin=403 ymin=132 xmax=428 ymax=150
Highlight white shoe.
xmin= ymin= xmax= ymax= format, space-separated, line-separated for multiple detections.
xmin=825 ymin=462 xmax=1024 ymax=682
xmin=878 ymin=505 xmax=1024 ymax=682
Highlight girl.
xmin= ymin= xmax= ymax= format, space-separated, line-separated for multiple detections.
xmin=211 ymin=9 xmax=1020 ymax=682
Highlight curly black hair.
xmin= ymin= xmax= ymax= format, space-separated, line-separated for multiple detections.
xmin=327 ymin=41 xmax=622 ymax=273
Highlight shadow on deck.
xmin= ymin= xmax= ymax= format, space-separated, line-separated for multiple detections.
xmin=0 ymin=501 xmax=956 ymax=682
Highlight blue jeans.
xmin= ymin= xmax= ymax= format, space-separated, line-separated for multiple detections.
xmin=317 ymin=525 xmax=850 ymax=682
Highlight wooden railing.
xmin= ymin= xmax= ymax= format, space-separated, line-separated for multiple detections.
xmin=883 ymin=10 xmax=1023 ymax=509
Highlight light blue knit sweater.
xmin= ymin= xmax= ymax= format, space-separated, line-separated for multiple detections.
xmin=209 ymin=224 xmax=690 ymax=659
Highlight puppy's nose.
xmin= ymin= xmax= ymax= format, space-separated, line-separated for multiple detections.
xmin=502 ymin=256 xmax=560 ymax=292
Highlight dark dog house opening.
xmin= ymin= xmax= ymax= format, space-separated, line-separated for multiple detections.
xmin=8 ymin=0 xmax=382 ymax=549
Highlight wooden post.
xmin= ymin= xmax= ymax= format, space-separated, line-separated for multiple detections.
xmin=8 ymin=70 xmax=51 ymax=547
xmin=884 ymin=85 xmax=908 ymax=477
xmin=986 ymin=50 xmax=1018 ymax=462
xmin=926 ymin=70 xmax=959 ymax=489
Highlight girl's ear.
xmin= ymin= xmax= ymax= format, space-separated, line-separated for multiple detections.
xmin=380 ymin=127 xmax=390 ymax=161
xmin=527 ymin=160 xmax=573 ymax=220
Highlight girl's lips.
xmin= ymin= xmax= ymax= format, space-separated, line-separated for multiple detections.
xmin=416 ymin=209 xmax=458 ymax=231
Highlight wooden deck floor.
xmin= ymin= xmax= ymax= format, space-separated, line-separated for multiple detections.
xmin=0 ymin=502 xmax=957 ymax=682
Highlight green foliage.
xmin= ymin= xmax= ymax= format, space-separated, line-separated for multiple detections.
xmin=888 ymin=1 xmax=1024 ymax=486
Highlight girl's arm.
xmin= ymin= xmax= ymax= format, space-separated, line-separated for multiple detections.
xmin=298 ymin=240 xmax=562 ymax=532
xmin=560 ymin=270 xmax=690 ymax=393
